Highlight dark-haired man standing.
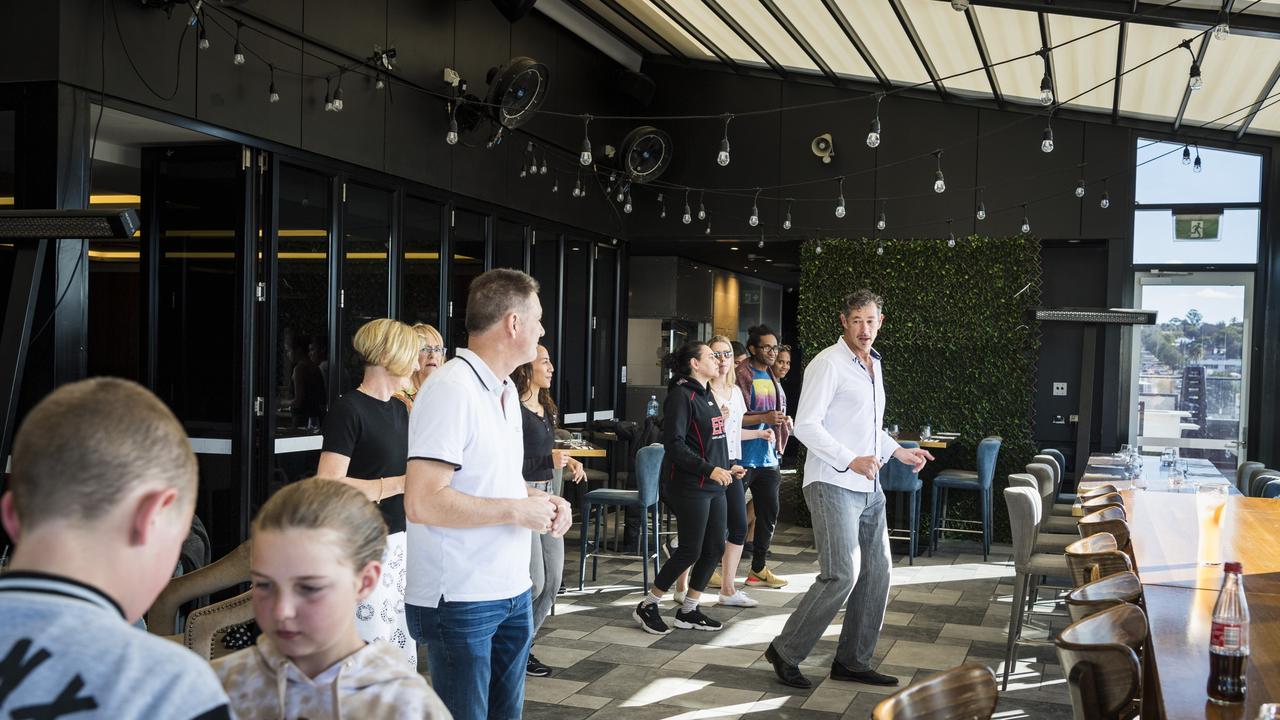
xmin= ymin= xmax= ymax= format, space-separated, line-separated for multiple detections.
xmin=735 ymin=324 xmax=790 ymax=589
xmin=764 ymin=289 xmax=934 ymax=689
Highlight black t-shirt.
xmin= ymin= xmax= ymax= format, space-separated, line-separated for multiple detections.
xmin=321 ymin=390 xmax=407 ymax=533
xmin=521 ymin=403 xmax=555 ymax=483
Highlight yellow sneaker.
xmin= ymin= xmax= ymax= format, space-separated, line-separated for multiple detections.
xmin=746 ymin=566 xmax=788 ymax=589
xmin=709 ymin=570 xmax=723 ymax=588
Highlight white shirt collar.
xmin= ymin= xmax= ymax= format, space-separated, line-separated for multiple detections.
xmin=834 ymin=336 xmax=882 ymax=368
xmin=455 ymin=348 xmax=509 ymax=397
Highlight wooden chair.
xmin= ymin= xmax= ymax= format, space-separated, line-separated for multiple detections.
xmin=1064 ymin=532 xmax=1133 ymax=589
xmin=1066 ymin=571 xmax=1143 ymax=623
xmin=1080 ymin=492 xmax=1125 ymax=514
xmin=1078 ymin=507 xmax=1130 ymax=550
xmin=1055 ymin=603 xmax=1148 ymax=720
xmin=872 ymin=663 xmax=998 ymax=720
xmin=1079 ymin=483 xmax=1119 ymax=499
xmin=146 ymin=541 xmax=253 ymax=660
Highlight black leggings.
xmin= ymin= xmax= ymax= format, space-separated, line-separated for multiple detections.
xmin=725 ymin=472 xmax=748 ymax=545
xmin=743 ymin=466 xmax=781 ymax=573
xmin=654 ymin=486 xmax=726 ymax=594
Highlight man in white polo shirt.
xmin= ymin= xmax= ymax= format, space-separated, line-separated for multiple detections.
xmin=764 ymin=289 xmax=934 ymax=690
xmin=404 ymin=268 xmax=572 ymax=720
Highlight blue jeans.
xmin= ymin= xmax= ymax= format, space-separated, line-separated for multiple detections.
xmin=407 ymin=590 xmax=533 ymax=720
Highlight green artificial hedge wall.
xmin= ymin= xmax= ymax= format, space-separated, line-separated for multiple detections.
xmin=789 ymin=235 xmax=1042 ymax=546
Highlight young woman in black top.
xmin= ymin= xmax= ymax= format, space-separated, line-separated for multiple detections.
xmin=513 ymin=344 xmax=585 ymax=678
xmin=316 ymin=318 xmax=420 ymax=667
xmin=633 ymin=341 xmax=744 ymax=635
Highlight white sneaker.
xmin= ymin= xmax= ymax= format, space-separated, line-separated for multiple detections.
xmin=673 ymin=590 xmax=686 ymax=605
xmin=718 ymin=590 xmax=759 ymax=608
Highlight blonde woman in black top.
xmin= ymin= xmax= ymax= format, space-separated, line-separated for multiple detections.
xmin=513 ymin=344 xmax=585 ymax=677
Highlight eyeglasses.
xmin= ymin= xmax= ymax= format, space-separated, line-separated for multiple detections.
xmin=710 ymin=351 xmax=734 ymax=359
xmin=421 ymin=345 xmax=446 ymax=355
xmin=756 ymin=345 xmax=780 ymax=353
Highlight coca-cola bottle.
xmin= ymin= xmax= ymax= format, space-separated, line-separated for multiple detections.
xmin=1208 ymin=561 xmax=1249 ymax=704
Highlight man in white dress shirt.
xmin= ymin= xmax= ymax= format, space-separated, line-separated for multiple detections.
xmin=764 ymin=289 xmax=934 ymax=689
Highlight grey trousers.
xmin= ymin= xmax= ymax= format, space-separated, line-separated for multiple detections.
xmin=529 ymin=531 xmax=565 ymax=633
xmin=774 ymin=482 xmax=891 ymax=671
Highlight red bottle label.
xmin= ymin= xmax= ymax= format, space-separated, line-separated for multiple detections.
xmin=1211 ymin=621 xmax=1242 ymax=651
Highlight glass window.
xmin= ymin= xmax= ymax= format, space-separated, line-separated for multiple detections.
xmin=1134 ymin=208 xmax=1260 ymax=265
xmin=560 ymin=237 xmax=591 ymax=421
xmin=493 ymin=219 xmax=526 ymax=271
xmin=402 ymin=197 xmax=442 ymax=330
xmin=340 ymin=183 xmax=392 ymax=395
xmin=531 ymin=229 xmax=560 ymax=393
xmin=1 ymin=111 xmax=17 ymax=326
xmin=1135 ymin=140 xmax=1262 ymax=205
xmin=448 ymin=209 xmax=487 ymax=352
xmin=593 ymin=244 xmax=617 ymax=418
xmin=276 ymin=165 xmax=331 ymax=433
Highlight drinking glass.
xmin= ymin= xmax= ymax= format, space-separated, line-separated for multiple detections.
xmin=887 ymin=424 xmax=899 ymax=439
xmin=1168 ymin=465 xmax=1185 ymax=489
xmin=1195 ymin=483 xmax=1230 ymax=566
xmin=920 ymin=424 xmax=932 ymax=441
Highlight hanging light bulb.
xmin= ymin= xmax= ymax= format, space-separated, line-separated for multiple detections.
xmin=758 ymin=237 xmax=765 ymax=249
xmin=976 ymin=189 xmax=986 ymax=221
xmin=697 ymin=193 xmax=706 ymax=221
xmin=375 ymin=75 xmax=386 ymax=91
xmin=866 ymin=95 xmax=883 ymax=148
xmin=658 ymin=193 xmax=666 ymax=219
xmin=579 ymin=116 xmax=593 ymax=166
xmin=682 ymin=191 xmax=692 ymax=225
xmin=705 ymin=218 xmax=712 ymax=235
xmin=1214 ymin=22 xmax=1230 ymax=41
xmin=446 ymin=103 xmax=459 ymax=145
xmin=268 ymin=65 xmax=280 ymax=104
xmin=835 ymin=178 xmax=846 ymax=218
xmin=815 ymin=240 xmax=823 ymax=255
xmin=551 ymin=176 xmax=559 ymax=193
xmin=572 ymin=178 xmax=582 ymax=198
xmin=519 ymin=167 xmax=527 ymax=179
xmin=947 ymin=233 xmax=956 ymax=248
xmin=1038 ymin=48 xmax=1054 ymax=106
xmin=933 ymin=151 xmax=945 ymax=193
xmin=232 ymin=23 xmax=245 ymax=65
xmin=1194 ymin=154 xmax=1203 ymax=173
xmin=539 ymin=151 xmax=548 ymax=175
xmin=1041 ymin=125 xmax=1054 ymax=153
xmin=1100 ymin=191 xmax=1111 ymax=209
xmin=1182 ymin=145 xmax=1192 ymax=165
xmin=527 ymin=144 xmax=538 ymax=176
xmin=624 ymin=189 xmax=633 ymax=214
xmin=324 ymin=82 xmax=334 ymax=112
xmin=1075 ymin=179 xmax=1086 ymax=198
xmin=198 ymin=20 xmax=210 ymax=50
xmin=717 ymin=114 xmax=733 ymax=167
xmin=782 ymin=200 xmax=792 ymax=231
xmin=332 ymin=84 xmax=344 ymax=112
xmin=877 ymin=200 xmax=887 ymax=231
xmin=876 ymin=242 xmax=884 ymax=256
xmin=749 ymin=189 xmax=760 ymax=227
xmin=1020 ymin=204 xmax=1031 ymax=234
xmin=1189 ymin=61 xmax=1203 ymax=91
xmin=615 ymin=183 xmax=626 ymax=204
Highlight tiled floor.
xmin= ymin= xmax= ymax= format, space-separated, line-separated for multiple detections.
xmin=509 ymin=522 xmax=1075 ymax=719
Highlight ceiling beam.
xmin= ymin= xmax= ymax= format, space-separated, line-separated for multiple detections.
xmin=820 ymin=0 xmax=893 ymax=89
xmin=591 ymin=0 xmax=686 ymax=60
xmin=758 ymin=0 xmax=841 ymax=86
xmin=645 ymin=0 xmax=740 ymax=71
xmin=1235 ymin=59 xmax=1280 ymax=138
xmin=966 ymin=9 xmax=1004 ymax=108
xmin=1172 ymin=35 xmax=1212 ymax=131
xmin=937 ymin=0 xmax=1280 ymax=41
xmin=1038 ymin=13 xmax=1058 ymax=106
xmin=561 ymin=0 xmax=663 ymax=61
xmin=700 ymin=0 xmax=788 ymax=78
xmin=1112 ymin=22 xmax=1128 ymax=123
xmin=888 ymin=0 xmax=948 ymax=99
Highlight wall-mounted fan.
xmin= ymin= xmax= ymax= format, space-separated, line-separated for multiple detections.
xmin=486 ymin=57 xmax=549 ymax=133
xmin=620 ymin=126 xmax=673 ymax=184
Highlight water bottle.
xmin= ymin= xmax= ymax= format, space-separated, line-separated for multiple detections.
xmin=646 ymin=395 xmax=659 ymax=418
xmin=1208 ymin=561 xmax=1249 ymax=705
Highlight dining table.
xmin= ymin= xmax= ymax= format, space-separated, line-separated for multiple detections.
xmin=1108 ymin=454 xmax=1280 ymax=718
xmin=894 ymin=431 xmax=959 ymax=450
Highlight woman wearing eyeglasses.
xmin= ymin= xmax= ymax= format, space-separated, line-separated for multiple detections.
xmin=396 ymin=323 xmax=446 ymax=410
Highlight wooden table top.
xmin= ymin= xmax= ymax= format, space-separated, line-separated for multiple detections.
xmin=894 ymin=432 xmax=958 ymax=450
xmin=555 ymin=440 xmax=607 ymax=458
xmin=1125 ymin=489 xmax=1280 ymax=716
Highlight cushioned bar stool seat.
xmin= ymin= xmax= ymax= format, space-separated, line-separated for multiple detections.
xmin=1262 ymin=476 xmax=1280 ymax=499
xmin=880 ymin=440 xmax=923 ymax=564
xmin=579 ymin=444 xmax=662 ymax=591
xmin=1023 ymin=465 xmax=1079 ymax=533
xmin=1066 ymin=571 xmax=1143 ymax=623
xmin=1248 ymin=467 xmax=1280 ymax=497
xmin=930 ymin=436 xmax=1001 ymax=561
xmin=1002 ymin=485 xmax=1071 ymax=691
xmin=1040 ymin=448 xmax=1068 ymax=499
xmin=1008 ymin=473 xmax=1082 ymax=549
xmin=1237 ymin=460 xmax=1264 ymax=494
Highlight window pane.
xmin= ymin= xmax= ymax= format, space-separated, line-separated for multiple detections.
xmin=403 ymin=197 xmax=441 ymax=330
xmin=493 ymin=219 xmax=526 ymax=271
xmin=1135 ymin=139 xmax=1261 ymax=205
xmin=448 ymin=210 xmax=487 ymax=351
xmin=276 ymin=165 xmax=331 ymax=432
xmin=1133 ymin=208 xmax=1259 ymax=265
xmin=0 ymin=111 xmax=12 ymax=326
xmin=531 ymin=229 xmax=559 ymax=390
xmin=341 ymin=183 xmax=392 ymax=395
xmin=593 ymin=244 xmax=617 ymax=416
xmin=560 ymin=237 xmax=591 ymax=421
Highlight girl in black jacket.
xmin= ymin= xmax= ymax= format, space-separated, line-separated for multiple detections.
xmin=633 ymin=341 xmax=744 ymax=635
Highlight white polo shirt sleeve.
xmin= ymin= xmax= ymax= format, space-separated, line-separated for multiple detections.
xmin=794 ymin=353 xmax=857 ymax=473
xmin=407 ymin=377 xmax=469 ymax=469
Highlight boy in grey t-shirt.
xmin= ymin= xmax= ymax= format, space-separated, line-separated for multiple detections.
xmin=0 ymin=378 xmax=230 ymax=719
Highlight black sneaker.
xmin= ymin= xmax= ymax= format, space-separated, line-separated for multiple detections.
xmin=525 ymin=654 xmax=552 ymax=677
xmin=633 ymin=601 xmax=671 ymax=635
xmin=674 ymin=606 xmax=723 ymax=632
xmin=830 ymin=659 xmax=898 ymax=686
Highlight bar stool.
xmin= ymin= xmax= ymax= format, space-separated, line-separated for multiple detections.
xmin=1023 ymin=464 xmax=1079 ymax=533
xmin=1236 ymin=460 xmax=1263 ymax=494
xmin=578 ymin=444 xmax=662 ymax=590
xmin=1032 ymin=454 xmax=1074 ymax=515
xmin=930 ymin=436 xmax=1002 ymax=560
xmin=1079 ymin=492 xmax=1125 ymax=516
xmin=1064 ymin=533 xmax=1132 ymax=587
xmin=1248 ymin=466 xmax=1280 ymax=497
xmin=1001 ymin=486 xmax=1070 ymax=690
xmin=871 ymin=663 xmax=997 ymax=720
xmin=1066 ymin=571 xmax=1143 ymax=623
xmin=1006 ymin=474 xmax=1079 ymax=552
xmin=1055 ymin=603 xmax=1148 ymax=720
xmin=881 ymin=440 xmax=923 ymax=564
xmin=1040 ymin=447 xmax=1067 ymax=492
xmin=1078 ymin=506 xmax=1130 ymax=550
xmin=1261 ymin=475 xmax=1280 ymax=499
